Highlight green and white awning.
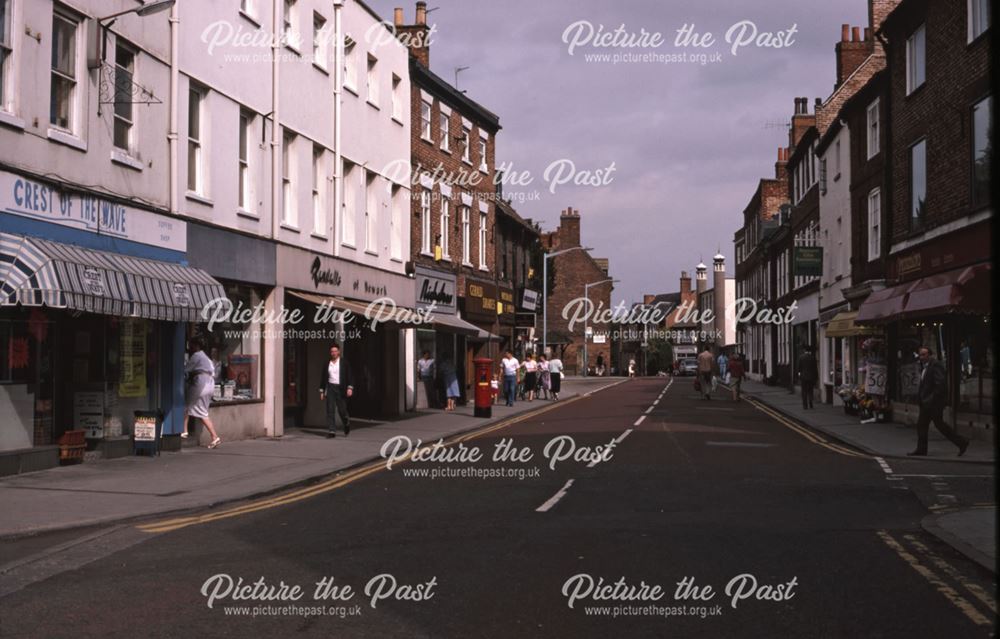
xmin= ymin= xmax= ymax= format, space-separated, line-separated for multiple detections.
xmin=0 ymin=233 xmax=225 ymax=322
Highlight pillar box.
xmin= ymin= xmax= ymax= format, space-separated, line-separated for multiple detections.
xmin=474 ymin=358 xmax=493 ymax=418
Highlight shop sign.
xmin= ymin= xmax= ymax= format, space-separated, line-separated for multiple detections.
xmin=499 ymin=286 xmax=515 ymax=321
xmin=521 ymin=288 xmax=540 ymax=311
xmin=133 ymin=415 xmax=157 ymax=441
xmin=276 ymin=245 xmax=416 ymax=307
xmin=82 ymin=268 xmax=106 ymax=296
xmin=464 ymin=280 xmax=498 ymax=324
xmin=593 ymin=333 xmax=607 ymax=344
xmin=515 ymin=312 xmax=536 ymax=328
xmin=119 ymin=320 xmax=147 ymax=398
xmin=865 ymin=362 xmax=887 ymax=395
xmin=1 ymin=170 xmax=186 ymax=252
xmin=172 ymin=283 xmax=191 ymax=307
xmin=74 ymin=392 xmax=104 ymax=439
xmin=890 ymin=219 xmax=991 ymax=280
xmin=793 ymin=246 xmax=823 ymax=277
xmin=415 ymin=267 xmax=456 ymax=313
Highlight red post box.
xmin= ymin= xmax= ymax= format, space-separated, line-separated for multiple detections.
xmin=473 ymin=357 xmax=493 ymax=418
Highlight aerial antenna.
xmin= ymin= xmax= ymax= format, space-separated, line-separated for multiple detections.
xmin=454 ymin=66 xmax=470 ymax=93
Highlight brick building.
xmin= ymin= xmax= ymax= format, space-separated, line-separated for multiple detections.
xmin=496 ymin=197 xmax=543 ymax=358
xmin=856 ymin=0 xmax=992 ymax=430
xmin=542 ymin=207 xmax=613 ymax=375
xmin=395 ymin=2 xmax=502 ymax=398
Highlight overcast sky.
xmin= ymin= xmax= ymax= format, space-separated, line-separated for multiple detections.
xmin=367 ymin=0 xmax=868 ymax=304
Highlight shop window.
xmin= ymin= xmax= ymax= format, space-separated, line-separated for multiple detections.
xmin=193 ymin=283 xmax=265 ymax=402
xmin=957 ymin=316 xmax=993 ymax=416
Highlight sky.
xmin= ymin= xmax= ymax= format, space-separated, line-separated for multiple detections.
xmin=366 ymin=0 xmax=869 ymax=304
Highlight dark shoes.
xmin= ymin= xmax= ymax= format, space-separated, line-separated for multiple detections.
xmin=907 ymin=450 xmax=927 ymax=456
xmin=326 ymin=432 xmax=336 ymax=438
xmin=958 ymin=438 xmax=970 ymax=457
xmin=344 ymin=422 xmax=350 ymax=437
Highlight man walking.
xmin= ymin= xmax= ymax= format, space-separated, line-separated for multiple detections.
xmin=728 ymin=351 xmax=745 ymax=401
xmin=500 ymin=350 xmax=519 ymax=407
xmin=798 ymin=346 xmax=818 ymax=409
xmin=417 ymin=350 xmax=436 ymax=409
xmin=596 ymin=352 xmax=605 ymax=377
xmin=697 ymin=347 xmax=715 ymax=400
xmin=319 ymin=343 xmax=353 ymax=438
xmin=909 ymin=347 xmax=969 ymax=457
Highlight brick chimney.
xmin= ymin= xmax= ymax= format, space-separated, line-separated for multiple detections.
xmin=835 ymin=23 xmax=875 ymax=88
xmin=393 ymin=2 xmax=431 ymax=67
xmin=774 ymin=147 xmax=789 ymax=182
xmin=558 ymin=206 xmax=581 ymax=248
xmin=643 ymin=294 xmax=655 ymax=306
xmin=679 ymin=271 xmax=692 ymax=301
xmin=789 ymin=97 xmax=816 ymax=148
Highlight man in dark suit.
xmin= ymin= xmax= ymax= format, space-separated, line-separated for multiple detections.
xmin=909 ymin=347 xmax=969 ymax=456
xmin=797 ymin=346 xmax=818 ymax=409
xmin=319 ymin=343 xmax=353 ymax=438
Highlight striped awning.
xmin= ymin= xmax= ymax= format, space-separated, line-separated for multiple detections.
xmin=0 ymin=233 xmax=225 ymax=322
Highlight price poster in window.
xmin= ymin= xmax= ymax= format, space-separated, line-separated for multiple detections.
xmin=119 ymin=320 xmax=147 ymax=398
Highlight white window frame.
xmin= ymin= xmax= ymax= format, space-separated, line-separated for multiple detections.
xmin=390 ymin=184 xmax=402 ymax=261
xmin=313 ymin=13 xmax=328 ymax=70
xmin=461 ymin=126 xmax=471 ymax=164
xmin=238 ymin=110 xmax=253 ymax=213
xmin=478 ymin=137 xmax=488 ymax=173
xmin=439 ymin=196 xmax=450 ymax=259
xmin=187 ymin=86 xmax=205 ymax=194
xmin=391 ymin=73 xmax=401 ymax=121
xmin=342 ymin=160 xmax=357 ymax=247
xmin=910 ymin=138 xmax=927 ymax=225
xmin=240 ymin=0 xmax=256 ymax=19
xmin=283 ymin=0 xmax=299 ymax=50
xmin=439 ymin=111 xmax=450 ymax=151
xmin=906 ymin=25 xmax=926 ymax=95
xmin=364 ymin=171 xmax=377 ymax=253
xmin=867 ymin=188 xmax=881 ymax=261
xmin=866 ymin=99 xmax=880 ymax=159
xmin=0 ymin=0 xmax=12 ymax=114
xmin=420 ymin=98 xmax=432 ymax=141
xmin=112 ymin=40 xmax=136 ymax=153
xmin=50 ymin=6 xmax=81 ymax=134
xmin=968 ymin=0 xmax=991 ymax=42
xmin=461 ymin=206 xmax=471 ymax=265
xmin=366 ymin=54 xmax=378 ymax=107
xmin=343 ymin=36 xmax=357 ymax=92
xmin=478 ymin=211 xmax=488 ymax=269
xmin=281 ymin=129 xmax=297 ymax=227
xmin=312 ymin=144 xmax=325 ymax=235
xmin=420 ymin=189 xmax=432 ymax=255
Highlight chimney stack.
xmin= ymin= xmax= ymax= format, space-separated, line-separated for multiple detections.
xmin=558 ymin=206 xmax=582 ymax=248
xmin=775 ymin=147 xmax=789 ymax=182
xmin=835 ymin=23 xmax=875 ymax=88
xmin=393 ymin=2 xmax=431 ymax=67
xmin=713 ymin=253 xmax=726 ymax=348
xmin=790 ymin=98 xmax=816 ymax=148
xmin=643 ymin=294 xmax=655 ymax=306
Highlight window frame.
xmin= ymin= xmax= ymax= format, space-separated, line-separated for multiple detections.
xmin=906 ymin=24 xmax=926 ymax=95
xmin=439 ymin=196 xmax=451 ymax=259
xmin=971 ymin=95 xmax=992 ymax=207
xmin=461 ymin=126 xmax=471 ymax=164
xmin=1 ymin=0 xmax=14 ymax=114
xmin=364 ymin=170 xmax=377 ymax=253
xmin=312 ymin=144 xmax=325 ymax=236
xmin=439 ymin=111 xmax=450 ymax=151
xmin=281 ymin=128 xmax=297 ymax=227
xmin=391 ymin=73 xmax=402 ymax=121
xmin=343 ymin=36 xmax=357 ymax=92
xmin=50 ymin=6 xmax=81 ymax=133
xmin=187 ymin=85 xmax=206 ymax=195
xmin=478 ymin=136 xmax=488 ymax=173
xmin=366 ymin=53 xmax=378 ymax=107
xmin=968 ymin=0 xmax=991 ymax=42
xmin=478 ymin=210 xmax=488 ymax=269
xmin=420 ymin=188 xmax=432 ymax=255
xmin=461 ymin=206 xmax=471 ymax=265
xmin=238 ymin=110 xmax=253 ymax=213
xmin=312 ymin=12 xmax=328 ymax=70
xmin=420 ymin=98 xmax=432 ymax=141
xmin=867 ymin=187 xmax=881 ymax=261
xmin=112 ymin=39 xmax=137 ymax=153
xmin=866 ymin=98 xmax=880 ymax=159
xmin=342 ymin=160 xmax=357 ymax=247
xmin=909 ymin=138 xmax=927 ymax=228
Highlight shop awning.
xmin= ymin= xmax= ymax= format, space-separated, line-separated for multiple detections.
xmin=902 ymin=263 xmax=991 ymax=318
xmin=426 ymin=312 xmax=482 ymax=337
xmin=824 ymin=311 xmax=878 ymax=338
xmin=0 ymin=233 xmax=225 ymax=322
xmin=855 ymin=282 xmax=913 ymax=324
xmin=289 ymin=290 xmax=372 ymax=317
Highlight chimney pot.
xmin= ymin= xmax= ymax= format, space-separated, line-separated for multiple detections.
xmin=864 ymin=27 xmax=871 ymax=41
xmin=815 ymin=97 xmax=822 ymax=110
xmin=852 ymin=26 xmax=861 ymax=41
xmin=416 ymin=1 xmax=427 ymax=26
xmin=841 ymin=24 xmax=850 ymax=41
xmin=394 ymin=7 xmax=404 ymax=26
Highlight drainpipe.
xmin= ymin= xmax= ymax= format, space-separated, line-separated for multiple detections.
xmin=333 ymin=0 xmax=343 ymax=255
xmin=271 ymin=0 xmax=282 ymax=240
xmin=168 ymin=3 xmax=179 ymax=215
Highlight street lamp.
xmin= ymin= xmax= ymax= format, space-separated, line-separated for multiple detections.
xmin=583 ymin=278 xmax=618 ymax=377
xmin=542 ymin=245 xmax=593 ymax=358
xmin=97 ymin=0 xmax=176 ymax=63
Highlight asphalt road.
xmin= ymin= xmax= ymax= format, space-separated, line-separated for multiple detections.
xmin=1 ymin=378 xmax=995 ymax=638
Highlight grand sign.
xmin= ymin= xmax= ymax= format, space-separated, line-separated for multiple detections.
xmin=0 ymin=170 xmax=186 ymax=252
xmin=415 ymin=266 xmax=456 ymax=313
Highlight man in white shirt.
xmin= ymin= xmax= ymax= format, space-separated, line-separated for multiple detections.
xmin=500 ymin=350 xmax=519 ymax=407
xmin=417 ymin=350 xmax=437 ymax=409
xmin=319 ymin=344 xmax=354 ymax=438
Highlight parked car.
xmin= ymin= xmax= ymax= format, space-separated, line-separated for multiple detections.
xmin=678 ymin=358 xmax=699 ymax=376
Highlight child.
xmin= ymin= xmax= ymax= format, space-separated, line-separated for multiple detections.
xmin=490 ymin=374 xmax=500 ymax=405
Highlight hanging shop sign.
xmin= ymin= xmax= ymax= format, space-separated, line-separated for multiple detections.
xmin=415 ymin=266 xmax=457 ymax=313
xmin=793 ymin=246 xmax=823 ymax=277
xmin=521 ymin=288 xmax=540 ymax=312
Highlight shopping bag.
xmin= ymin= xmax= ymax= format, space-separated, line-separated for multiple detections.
xmin=712 ymin=375 xmax=719 ymax=391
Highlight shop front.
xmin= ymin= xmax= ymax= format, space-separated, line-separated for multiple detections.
xmin=184 ymin=223 xmax=276 ymax=442
xmin=0 ymin=172 xmax=224 ymax=474
xmin=460 ymin=277 xmax=503 ymax=396
xmin=276 ymin=246 xmax=416 ymax=426
xmin=857 ymin=220 xmax=993 ymax=431
xmin=413 ymin=265 xmax=480 ymax=409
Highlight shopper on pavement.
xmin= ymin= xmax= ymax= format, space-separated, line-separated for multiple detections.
xmin=522 ymin=353 xmax=538 ymax=402
xmin=798 ymin=346 xmax=818 ymax=409
xmin=181 ymin=338 xmax=222 ymax=448
xmin=439 ymin=356 xmax=460 ymax=412
xmin=500 ymin=350 xmax=519 ymax=407
xmin=697 ymin=348 xmax=715 ymax=400
xmin=547 ymin=355 xmax=563 ymax=400
xmin=728 ymin=352 xmax=745 ymax=401
xmin=538 ymin=355 xmax=551 ymax=400
xmin=319 ymin=343 xmax=353 ymax=438
xmin=909 ymin=347 xmax=970 ymax=457
xmin=717 ymin=351 xmax=729 ymax=382
xmin=595 ymin=352 xmax=605 ymax=376
xmin=417 ymin=350 xmax=436 ymax=409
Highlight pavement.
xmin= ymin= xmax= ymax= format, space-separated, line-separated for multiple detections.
xmin=0 ymin=377 xmax=623 ymax=540
xmin=732 ymin=377 xmax=996 ymax=575
xmin=1 ymin=377 xmax=993 ymax=637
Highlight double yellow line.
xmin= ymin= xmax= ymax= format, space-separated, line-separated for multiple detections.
xmin=745 ymin=397 xmax=869 ymax=458
xmin=137 ymin=394 xmax=589 ymax=534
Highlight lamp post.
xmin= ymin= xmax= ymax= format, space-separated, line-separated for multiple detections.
xmin=583 ymin=278 xmax=618 ymax=377
xmin=542 ymin=245 xmax=593 ymax=359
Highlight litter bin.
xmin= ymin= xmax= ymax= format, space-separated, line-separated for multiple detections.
xmin=474 ymin=357 xmax=493 ymax=418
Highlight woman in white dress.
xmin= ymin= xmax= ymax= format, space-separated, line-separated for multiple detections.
xmin=182 ymin=338 xmax=221 ymax=448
